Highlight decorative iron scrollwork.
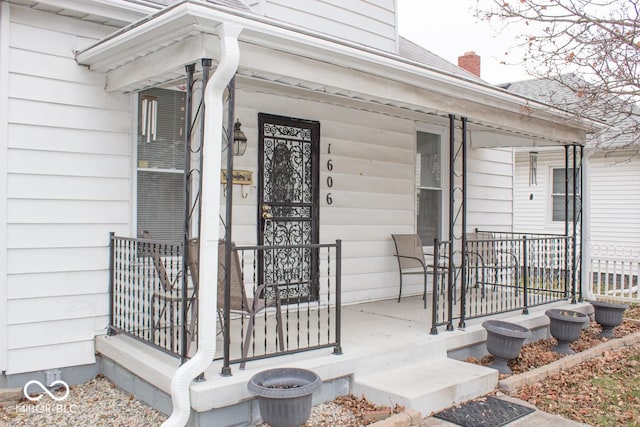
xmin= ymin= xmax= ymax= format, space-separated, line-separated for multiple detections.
xmin=260 ymin=115 xmax=318 ymax=302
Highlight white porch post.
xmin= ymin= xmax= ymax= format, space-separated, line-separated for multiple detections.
xmin=582 ymin=148 xmax=594 ymax=300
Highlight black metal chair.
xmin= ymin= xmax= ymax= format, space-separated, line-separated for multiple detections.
xmin=391 ymin=234 xmax=435 ymax=303
xmin=465 ymin=232 xmax=520 ymax=297
xmin=217 ymin=240 xmax=284 ymax=369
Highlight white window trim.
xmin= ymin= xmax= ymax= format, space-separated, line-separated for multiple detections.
xmin=415 ymin=122 xmax=450 ymax=248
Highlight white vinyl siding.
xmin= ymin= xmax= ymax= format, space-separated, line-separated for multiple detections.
xmin=231 ymin=87 xmax=515 ymax=303
xmin=251 ymin=0 xmax=397 ymax=53
xmin=466 ymin=147 xmax=514 ymax=231
xmin=589 ymin=154 xmax=640 ymax=249
xmin=5 ymin=5 xmax=130 ymax=375
xmin=513 ymin=150 xmax=562 ymax=234
xmin=514 ymin=149 xmax=640 ymax=251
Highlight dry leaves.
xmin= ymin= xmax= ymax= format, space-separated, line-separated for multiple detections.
xmin=469 ymin=305 xmax=640 ymax=426
xmin=517 ymin=342 xmax=640 ymax=425
xmin=332 ymin=395 xmax=404 ymax=425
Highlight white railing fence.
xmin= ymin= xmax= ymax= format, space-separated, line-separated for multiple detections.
xmin=590 ymin=244 xmax=640 ymax=303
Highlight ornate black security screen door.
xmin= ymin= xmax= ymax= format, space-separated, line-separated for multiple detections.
xmin=258 ymin=113 xmax=320 ymax=303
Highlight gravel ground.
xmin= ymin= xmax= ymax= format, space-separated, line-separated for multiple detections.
xmin=0 ymin=378 xmax=393 ymax=427
xmin=301 ymin=402 xmax=361 ymax=426
xmin=0 ymin=375 xmax=167 ymax=427
xmin=0 ymin=376 xmax=376 ymax=427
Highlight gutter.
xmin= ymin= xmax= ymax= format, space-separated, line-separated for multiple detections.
xmin=162 ymin=21 xmax=242 ymax=427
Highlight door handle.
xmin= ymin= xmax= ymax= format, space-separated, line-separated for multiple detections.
xmin=262 ymin=204 xmax=273 ymax=220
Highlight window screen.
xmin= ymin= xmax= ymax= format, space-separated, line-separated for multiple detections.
xmin=136 ymin=88 xmax=186 ymax=241
xmin=416 ymin=131 xmax=442 ymax=245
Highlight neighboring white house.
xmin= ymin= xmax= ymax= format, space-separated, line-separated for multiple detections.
xmin=0 ymin=0 xmax=594 ymax=422
xmin=505 ymin=77 xmax=640 ymax=300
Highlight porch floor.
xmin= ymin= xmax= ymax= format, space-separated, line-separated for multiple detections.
xmin=97 ymin=296 xmax=591 ymax=424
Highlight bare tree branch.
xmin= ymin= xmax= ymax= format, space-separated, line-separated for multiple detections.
xmin=476 ymin=0 xmax=640 ymax=153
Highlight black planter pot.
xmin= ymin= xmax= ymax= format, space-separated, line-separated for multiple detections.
xmin=482 ymin=320 xmax=532 ymax=374
xmin=545 ymin=309 xmax=588 ymax=354
xmin=247 ymin=368 xmax=320 ymax=427
xmin=590 ymin=300 xmax=628 ymax=338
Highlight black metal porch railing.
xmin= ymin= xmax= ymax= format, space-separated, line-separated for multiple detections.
xmin=108 ymin=233 xmax=342 ymax=372
xmin=109 ymin=233 xmax=190 ymax=358
xmin=222 ymin=242 xmax=342 ymax=372
xmin=430 ymin=231 xmax=577 ymax=333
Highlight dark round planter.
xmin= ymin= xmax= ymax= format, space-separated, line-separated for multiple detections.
xmin=590 ymin=300 xmax=628 ymax=338
xmin=482 ymin=320 xmax=532 ymax=374
xmin=247 ymin=368 xmax=320 ymax=427
xmin=545 ymin=309 xmax=588 ymax=354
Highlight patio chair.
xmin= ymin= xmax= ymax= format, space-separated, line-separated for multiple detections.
xmin=217 ymin=240 xmax=285 ymax=369
xmin=391 ymin=234 xmax=444 ymax=303
xmin=465 ymin=232 xmax=519 ymax=297
xmin=144 ymin=231 xmax=198 ymax=356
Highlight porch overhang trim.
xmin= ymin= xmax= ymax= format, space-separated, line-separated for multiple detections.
xmin=22 ymin=0 xmax=160 ymax=26
xmin=75 ymin=1 xmax=597 ymax=144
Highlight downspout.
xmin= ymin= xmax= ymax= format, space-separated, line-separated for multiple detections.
xmin=163 ymin=22 xmax=242 ymax=427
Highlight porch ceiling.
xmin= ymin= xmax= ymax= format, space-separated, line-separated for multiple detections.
xmin=75 ymin=1 xmax=600 ymax=147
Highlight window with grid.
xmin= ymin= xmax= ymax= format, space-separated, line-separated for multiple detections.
xmin=136 ymin=88 xmax=186 ymax=241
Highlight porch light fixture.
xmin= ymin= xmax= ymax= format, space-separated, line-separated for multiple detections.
xmin=529 ymin=151 xmax=538 ymax=186
xmin=233 ymin=119 xmax=247 ymax=156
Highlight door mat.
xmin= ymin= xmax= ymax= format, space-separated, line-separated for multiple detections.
xmin=433 ymin=396 xmax=535 ymax=427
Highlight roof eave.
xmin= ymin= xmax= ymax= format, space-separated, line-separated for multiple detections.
xmin=75 ymin=1 xmax=597 ymax=140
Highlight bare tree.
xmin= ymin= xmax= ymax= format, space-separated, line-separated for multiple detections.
xmin=476 ymin=0 xmax=640 ymax=154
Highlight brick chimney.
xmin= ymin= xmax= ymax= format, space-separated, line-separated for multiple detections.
xmin=458 ymin=51 xmax=481 ymax=77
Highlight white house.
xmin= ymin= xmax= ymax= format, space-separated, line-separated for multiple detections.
xmin=504 ymin=77 xmax=640 ymax=301
xmin=1 ymin=0 xmax=596 ymax=424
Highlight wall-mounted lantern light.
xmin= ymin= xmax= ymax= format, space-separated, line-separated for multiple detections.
xmin=233 ymin=119 xmax=247 ymax=156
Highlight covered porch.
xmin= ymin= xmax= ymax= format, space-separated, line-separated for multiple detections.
xmin=75 ymin=1 xmax=595 ymax=423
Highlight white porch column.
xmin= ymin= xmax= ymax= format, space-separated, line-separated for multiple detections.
xmin=582 ymin=148 xmax=594 ymax=300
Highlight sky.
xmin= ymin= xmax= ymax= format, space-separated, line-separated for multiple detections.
xmin=396 ymin=0 xmax=531 ymax=85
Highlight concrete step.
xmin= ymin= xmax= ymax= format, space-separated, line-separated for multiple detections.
xmin=352 ymin=358 xmax=498 ymax=416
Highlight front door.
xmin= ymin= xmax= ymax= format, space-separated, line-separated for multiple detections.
xmin=258 ymin=113 xmax=320 ymax=303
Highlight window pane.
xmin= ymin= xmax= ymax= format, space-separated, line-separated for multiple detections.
xmin=137 ymin=87 xmax=186 ymax=240
xmin=552 ymin=168 xmax=566 ymax=194
xmin=553 ymin=196 xmax=576 ymax=222
xmin=137 ymin=171 xmax=185 ymax=241
xmin=137 ymin=88 xmax=186 ymax=170
xmin=553 ymin=168 xmax=579 ymax=194
xmin=416 ymin=131 xmax=440 ymax=188
xmin=417 ymin=189 xmax=441 ymax=245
